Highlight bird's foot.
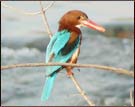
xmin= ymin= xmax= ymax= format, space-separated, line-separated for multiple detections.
xmin=67 ymin=71 xmax=74 ymax=77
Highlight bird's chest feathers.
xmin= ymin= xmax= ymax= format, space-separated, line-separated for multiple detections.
xmin=70 ymin=47 xmax=80 ymax=63
xmin=68 ymin=32 xmax=79 ymax=44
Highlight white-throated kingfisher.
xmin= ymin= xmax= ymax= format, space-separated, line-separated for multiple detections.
xmin=41 ymin=10 xmax=105 ymax=101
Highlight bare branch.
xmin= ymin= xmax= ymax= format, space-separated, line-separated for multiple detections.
xmin=1 ymin=1 xmax=55 ymax=16
xmin=69 ymin=75 xmax=95 ymax=106
xmin=43 ymin=1 xmax=55 ymax=12
xmin=39 ymin=1 xmax=53 ymax=38
xmin=130 ymin=89 xmax=134 ymax=106
xmin=1 ymin=62 xmax=134 ymax=77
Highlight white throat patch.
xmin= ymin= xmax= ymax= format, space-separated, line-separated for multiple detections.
xmin=76 ymin=24 xmax=83 ymax=28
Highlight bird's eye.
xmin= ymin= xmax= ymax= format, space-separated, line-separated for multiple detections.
xmin=77 ymin=16 xmax=81 ymax=19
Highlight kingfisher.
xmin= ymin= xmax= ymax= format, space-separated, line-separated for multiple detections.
xmin=41 ymin=10 xmax=105 ymax=101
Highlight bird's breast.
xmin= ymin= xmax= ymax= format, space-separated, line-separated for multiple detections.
xmin=70 ymin=47 xmax=80 ymax=63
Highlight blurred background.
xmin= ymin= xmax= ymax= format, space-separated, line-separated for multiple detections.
xmin=1 ymin=1 xmax=134 ymax=106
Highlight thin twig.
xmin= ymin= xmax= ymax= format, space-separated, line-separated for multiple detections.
xmin=39 ymin=1 xmax=52 ymax=38
xmin=1 ymin=1 xmax=55 ymax=16
xmin=69 ymin=75 xmax=95 ymax=106
xmin=1 ymin=63 xmax=134 ymax=77
xmin=130 ymin=89 xmax=134 ymax=106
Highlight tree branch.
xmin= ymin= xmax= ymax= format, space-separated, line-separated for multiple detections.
xmin=1 ymin=1 xmax=55 ymax=16
xmin=39 ymin=1 xmax=53 ymax=38
xmin=69 ymin=75 xmax=95 ymax=106
xmin=130 ymin=89 xmax=134 ymax=106
xmin=1 ymin=62 xmax=134 ymax=77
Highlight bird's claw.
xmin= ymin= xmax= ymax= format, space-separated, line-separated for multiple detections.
xmin=67 ymin=71 xmax=74 ymax=77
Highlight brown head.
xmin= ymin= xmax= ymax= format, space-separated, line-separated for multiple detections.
xmin=58 ymin=10 xmax=105 ymax=33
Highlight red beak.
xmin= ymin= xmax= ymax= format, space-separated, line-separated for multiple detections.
xmin=80 ymin=19 xmax=106 ymax=32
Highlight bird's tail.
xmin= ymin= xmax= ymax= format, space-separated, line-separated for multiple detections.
xmin=41 ymin=73 xmax=57 ymax=101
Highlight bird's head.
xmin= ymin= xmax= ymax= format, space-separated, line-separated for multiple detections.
xmin=59 ymin=10 xmax=105 ymax=32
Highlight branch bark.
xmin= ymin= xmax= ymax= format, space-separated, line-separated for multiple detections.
xmin=69 ymin=75 xmax=95 ymax=106
xmin=130 ymin=89 xmax=134 ymax=106
xmin=1 ymin=62 xmax=134 ymax=77
xmin=39 ymin=1 xmax=53 ymax=38
xmin=1 ymin=1 xmax=55 ymax=16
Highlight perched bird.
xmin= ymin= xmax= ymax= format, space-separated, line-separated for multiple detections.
xmin=41 ymin=10 xmax=105 ymax=101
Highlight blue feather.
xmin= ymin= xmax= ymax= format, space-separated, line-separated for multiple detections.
xmin=41 ymin=73 xmax=57 ymax=101
xmin=41 ymin=30 xmax=80 ymax=101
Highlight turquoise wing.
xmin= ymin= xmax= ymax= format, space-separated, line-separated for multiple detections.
xmin=46 ymin=30 xmax=70 ymax=62
xmin=45 ymin=30 xmax=80 ymax=76
xmin=41 ymin=30 xmax=80 ymax=101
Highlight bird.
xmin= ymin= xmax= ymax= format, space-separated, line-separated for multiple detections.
xmin=41 ymin=10 xmax=105 ymax=101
